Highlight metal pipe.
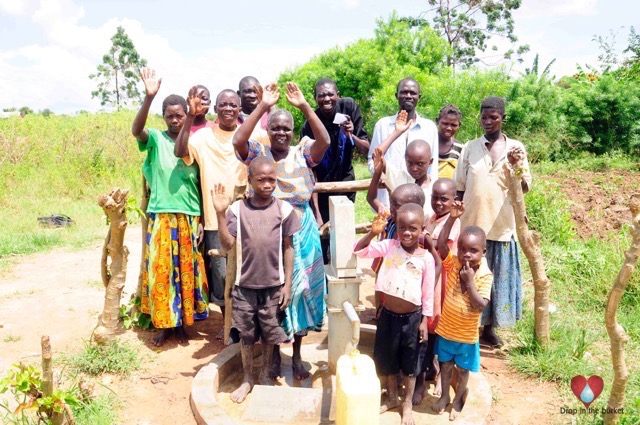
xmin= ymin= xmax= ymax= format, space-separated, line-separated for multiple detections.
xmin=342 ymin=301 xmax=360 ymax=351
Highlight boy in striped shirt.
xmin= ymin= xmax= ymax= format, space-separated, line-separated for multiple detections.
xmin=431 ymin=200 xmax=493 ymax=421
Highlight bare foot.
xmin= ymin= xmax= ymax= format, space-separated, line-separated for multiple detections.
xmin=380 ymin=394 xmax=401 ymax=413
xmin=433 ymin=375 xmax=442 ymax=397
xmin=216 ymin=328 xmax=224 ymax=340
xmin=175 ymin=326 xmax=189 ymax=344
xmin=412 ymin=376 xmax=426 ymax=405
xmin=152 ymin=329 xmax=173 ymax=347
xmin=431 ymin=394 xmax=450 ymax=415
xmin=230 ymin=381 xmax=253 ymax=403
xmin=449 ymin=388 xmax=468 ymax=421
xmin=401 ymin=402 xmax=416 ymax=425
xmin=292 ymin=358 xmax=310 ymax=380
xmin=269 ymin=349 xmax=281 ymax=380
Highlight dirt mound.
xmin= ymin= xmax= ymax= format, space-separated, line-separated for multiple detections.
xmin=552 ymin=169 xmax=638 ymax=240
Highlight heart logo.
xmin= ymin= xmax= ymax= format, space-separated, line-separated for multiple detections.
xmin=571 ymin=375 xmax=604 ymax=408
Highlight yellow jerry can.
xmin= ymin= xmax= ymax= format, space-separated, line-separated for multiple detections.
xmin=336 ymin=350 xmax=381 ymax=425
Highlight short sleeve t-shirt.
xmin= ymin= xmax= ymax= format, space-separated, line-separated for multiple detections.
xmin=137 ymin=128 xmax=200 ymax=215
xmin=226 ymin=197 xmax=301 ymax=289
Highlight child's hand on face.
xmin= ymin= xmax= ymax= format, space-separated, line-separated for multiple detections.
xmin=395 ymin=109 xmax=414 ymax=134
xmin=450 ymin=200 xmax=465 ymax=219
xmin=371 ymin=209 xmax=390 ymax=235
xmin=507 ymin=146 xmax=527 ymax=165
xmin=211 ymin=183 xmax=230 ymax=213
xmin=459 ymin=261 xmax=475 ymax=293
xmin=373 ymin=147 xmax=386 ymax=174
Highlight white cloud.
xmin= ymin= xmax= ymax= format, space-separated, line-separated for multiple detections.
xmin=345 ymin=0 xmax=361 ymax=9
xmin=0 ymin=0 xmax=323 ymax=113
xmin=516 ymin=0 xmax=598 ymax=19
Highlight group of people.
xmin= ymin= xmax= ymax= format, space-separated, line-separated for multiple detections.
xmin=132 ymin=67 xmax=532 ymax=423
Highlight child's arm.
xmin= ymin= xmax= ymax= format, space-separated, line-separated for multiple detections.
xmin=366 ymin=147 xmax=387 ymax=213
xmin=131 ymin=68 xmax=160 ymax=143
xmin=175 ymin=86 xmax=208 ymax=157
xmin=375 ymin=109 xmax=414 ymax=156
xmin=419 ymin=251 xmax=436 ymax=343
xmin=280 ymin=235 xmax=294 ymax=310
xmin=233 ymin=83 xmax=279 ymax=160
xmin=354 ymin=210 xmax=390 ymax=252
xmin=211 ymin=183 xmax=235 ymax=251
xmin=437 ymin=200 xmax=464 ymax=260
xmin=419 ymin=233 xmax=442 ymax=291
xmin=459 ymin=264 xmax=489 ymax=312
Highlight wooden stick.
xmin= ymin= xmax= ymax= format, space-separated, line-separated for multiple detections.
xmin=504 ymin=160 xmax=550 ymax=346
xmin=319 ymin=222 xmax=371 ymax=238
xmin=313 ymin=179 xmax=371 ymax=193
xmin=604 ymin=194 xmax=640 ymax=425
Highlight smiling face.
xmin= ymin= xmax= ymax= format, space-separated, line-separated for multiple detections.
xmin=315 ymin=82 xmax=339 ymax=117
xmin=457 ymin=233 xmax=486 ymax=268
xmin=267 ymin=113 xmax=294 ymax=153
xmin=215 ymin=91 xmax=240 ymax=130
xmin=396 ymin=79 xmax=421 ymax=113
xmin=163 ymin=104 xmax=187 ymax=136
xmin=396 ymin=210 xmax=423 ymax=250
xmin=430 ymin=180 xmax=456 ymax=218
xmin=480 ymin=108 xmax=504 ymax=136
xmin=437 ymin=114 xmax=461 ymax=140
xmin=238 ymin=78 xmax=260 ymax=114
xmin=249 ymin=163 xmax=277 ymax=200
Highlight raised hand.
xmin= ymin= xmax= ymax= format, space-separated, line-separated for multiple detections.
xmin=187 ymin=86 xmax=208 ymax=117
xmin=394 ymin=109 xmax=414 ymax=133
xmin=140 ymin=67 xmax=162 ymax=97
xmin=371 ymin=209 xmax=390 ymax=235
xmin=260 ymin=83 xmax=280 ymax=107
xmin=211 ymin=183 xmax=230 ymax=213
xmin=285 ymin=82 xmax=307 ymax=109
xmin=507 ymin=146 xmax=527 ymax=166
xmin=373 ymin=147 xmax=386 ymax=174
xmin=450 ymin=200 xmax=465 ymax=219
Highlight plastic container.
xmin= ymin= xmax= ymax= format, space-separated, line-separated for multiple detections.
xmin=336 ymin=350 xmax=381 ymax=425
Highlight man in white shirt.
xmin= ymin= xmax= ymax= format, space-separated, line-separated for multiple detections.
xmin=368 ymin=78 xmax=439 ymax=209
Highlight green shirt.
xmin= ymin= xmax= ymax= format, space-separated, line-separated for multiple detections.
xmin=138 ymin=128 xmax=201 ymax=215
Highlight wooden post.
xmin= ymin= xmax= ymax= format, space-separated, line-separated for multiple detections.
xmin=604 ymin=194 xmax=640 ymax=425
xmin=41 ymin=336 xmax=69 ymax=425
xmin=93 ymin=188 xmax=130 ymax=344
xmin=504 ymin=159 xmax=550 ymax=346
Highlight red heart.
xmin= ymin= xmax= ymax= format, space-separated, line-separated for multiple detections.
xmin=571 ymin=375 xmax=604 ymax=408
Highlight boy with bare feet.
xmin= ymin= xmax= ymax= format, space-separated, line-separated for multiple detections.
xmin=432 ymin=201 xmax=492 ymax=420
xmin=212 ymin=156 xmax=300 ymax=403
xmin=354 ymin=205 xmax=435 ymax=425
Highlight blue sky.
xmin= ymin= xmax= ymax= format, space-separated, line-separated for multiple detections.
xmin=0 ymin=0 xmax=638 ymax=113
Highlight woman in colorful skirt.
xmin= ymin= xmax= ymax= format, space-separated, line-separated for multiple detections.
xmin=132 ymin=68 xmax=209 ymax=347
xmin=232 ymin=82 xmax=330 ymax=380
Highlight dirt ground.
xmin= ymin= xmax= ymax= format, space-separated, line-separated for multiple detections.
xmin=552 ymin=169 xmax=638 ymax=240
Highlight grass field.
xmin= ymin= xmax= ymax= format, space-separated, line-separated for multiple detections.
xmin=1 ymin=112 xmax=639 ymax=423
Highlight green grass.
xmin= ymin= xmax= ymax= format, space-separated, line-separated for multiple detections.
xmin=72 ymin=394 xmax=120 ymax=425
xmin=61 ymin=340 xmax=143 ymax=377
xmin=507 ymin=160 xmax=640 ymax=423
xmin=353 ymin=159 xmax=376 ymax=225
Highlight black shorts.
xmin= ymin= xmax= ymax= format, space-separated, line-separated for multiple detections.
xmin=418 ymin=332 xmax=438 ymax=376
xmin=230 ymin=285 xmax=287 ymax=345
xmin=373 ymin=308 xmax=422 ymax=377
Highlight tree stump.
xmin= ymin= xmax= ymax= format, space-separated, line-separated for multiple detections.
xmin=604 ymin=194 xmax=640 ymax=424
xmin=505 ymin=159 xmax=550 ymax=346
xmin=93 ymin=188 xmax=130 ymax=344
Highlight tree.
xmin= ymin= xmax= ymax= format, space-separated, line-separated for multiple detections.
xmin=404 ymin=0 xmax=529 ymax=68
xmin=90 ymin=26 xmax=147 ymax=110
xmin=40 ymin=109 xmax=53 ymax=117
xmin=19 ymin=106 xmax=33 ymax=116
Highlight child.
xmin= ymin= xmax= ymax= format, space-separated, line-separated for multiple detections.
xmin=371 ymin=123 xmax=434 ymax=217
xmin=432 ymin=200 xmax=493 ymax=421
xmin=212 ymin=156 xmax=301 ymax=404
xmin=435 ymin=105 xmax=463 ymax=179
xmin=354 ymin=204 xmax=435 ymax=425
xmin=413 ymin=178 xmax=461 ymax=404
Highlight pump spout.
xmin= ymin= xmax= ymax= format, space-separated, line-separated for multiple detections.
xmin=342 ymin=301 xmax=360 ymax=352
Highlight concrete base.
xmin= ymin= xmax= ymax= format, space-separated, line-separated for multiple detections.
xmin=191 ymin=325 xmax=492 ymax=424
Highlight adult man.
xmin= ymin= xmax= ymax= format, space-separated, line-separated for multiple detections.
xmin=367 ymin=78 xmax=439 ymax=209
xmin=301 ymin=78 xmax=369 ymax=263
xmin=238 ymin=76 xmax=269 ymax=132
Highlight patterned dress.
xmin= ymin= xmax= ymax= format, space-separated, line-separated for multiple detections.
xmin=239 ymin=137 xmax=326 ymax=340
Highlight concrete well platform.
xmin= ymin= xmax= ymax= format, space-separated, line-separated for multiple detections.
xmin=190 ymin=325 xmax=491 ymax=424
